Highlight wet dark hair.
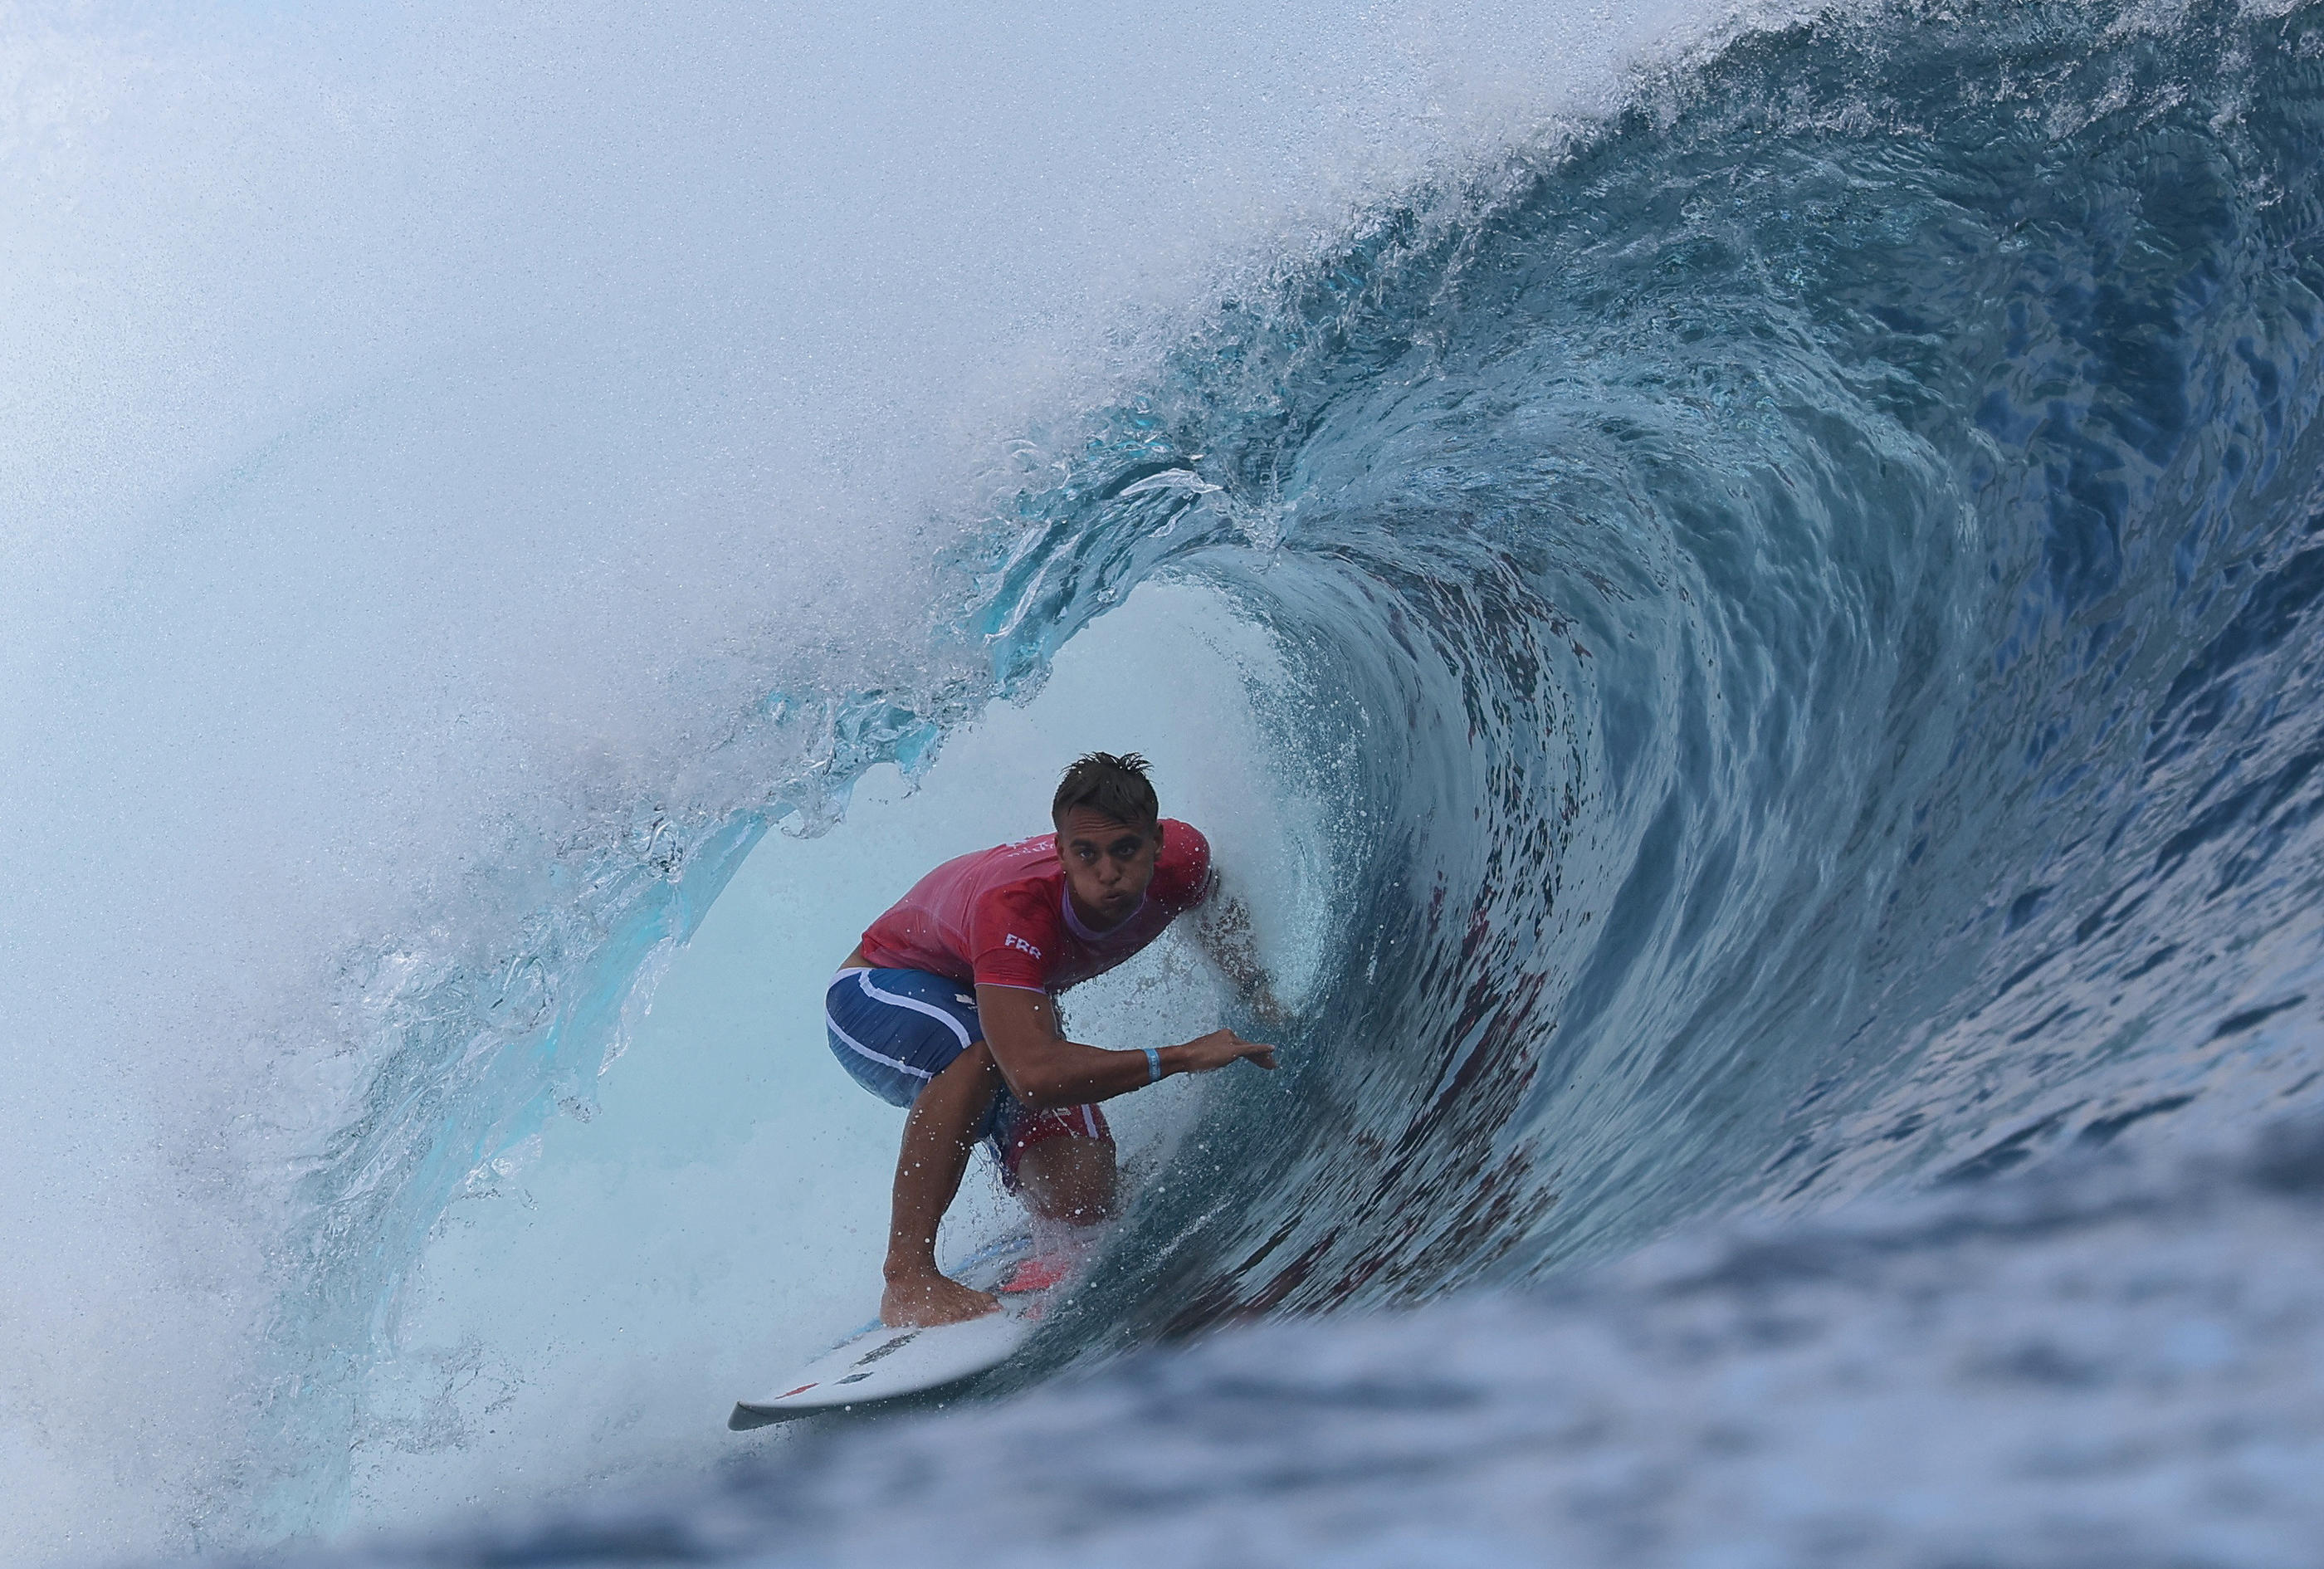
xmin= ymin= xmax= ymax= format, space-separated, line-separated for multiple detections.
xmin=1052 ymin=751 xmax=1160 ymax=828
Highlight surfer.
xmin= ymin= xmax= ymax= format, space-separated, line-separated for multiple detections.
xmin=828 ymin=751 xmax=1281 ymax=1327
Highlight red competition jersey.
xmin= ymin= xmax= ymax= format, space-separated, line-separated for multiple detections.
xmin=858 ymin=819 xmax=1213 ymax=993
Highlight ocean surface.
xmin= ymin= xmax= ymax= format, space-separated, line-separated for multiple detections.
xmin=7 ymin=0 xmax=2324 ymax=1562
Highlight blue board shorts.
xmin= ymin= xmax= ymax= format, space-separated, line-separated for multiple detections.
xmin=824 ymin=968 xmax=1111 ymax=1187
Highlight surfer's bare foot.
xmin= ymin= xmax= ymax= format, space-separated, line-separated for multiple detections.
xmin=881 ymin=1268 xmax=998 ymax=1327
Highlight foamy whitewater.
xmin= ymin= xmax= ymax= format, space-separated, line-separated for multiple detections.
xmin=6 ymin=0 xmax=2324 ymax=1563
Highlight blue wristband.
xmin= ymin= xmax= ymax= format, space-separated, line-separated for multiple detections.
xmin=1143 ymin=1046 xmax=1163 ymax=1084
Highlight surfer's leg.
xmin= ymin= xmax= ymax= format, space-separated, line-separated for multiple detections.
xmin=1013 ymin=1132 xmax=1119 ymax=1225
xmin=882 ymin=1039 xmax=1008 ymax=1327
xmin=821 ymin=969 xmax=1010 ymax=1327
xmin=1002 ymin=1104 xmax=1118 ymax=1226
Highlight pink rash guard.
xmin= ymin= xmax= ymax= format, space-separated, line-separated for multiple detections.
xmin=857 ymin=819 xmax=1213 ymax=993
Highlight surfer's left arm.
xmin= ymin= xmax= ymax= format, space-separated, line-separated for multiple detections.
xmin=1189 ymin=887 xmax=1288 ymax=1027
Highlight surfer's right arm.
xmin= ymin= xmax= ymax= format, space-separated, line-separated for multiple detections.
xmin=974 ymin=985 xmax=1277 ymax=1111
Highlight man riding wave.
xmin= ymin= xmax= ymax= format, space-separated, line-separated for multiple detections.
xmin=825 ymin=752 xmax=1280 ymax=1326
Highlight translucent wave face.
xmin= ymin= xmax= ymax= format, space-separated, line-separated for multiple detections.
xmin=329 ymin=579 xmax=1331 ymax=1534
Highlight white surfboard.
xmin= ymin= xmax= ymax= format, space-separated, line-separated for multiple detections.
xmin=730 ymin=1234 xmax=1077 ymax=1430
xmin=728 ymin=1307 xmax=1033 ymax=1429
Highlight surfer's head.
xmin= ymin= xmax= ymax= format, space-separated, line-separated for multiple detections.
xmin=1052 ymin=752 xmax=1162 ymax=930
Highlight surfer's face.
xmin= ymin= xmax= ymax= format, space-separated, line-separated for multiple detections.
xmin=1055 ymin=808 xmax=1160 ymax=931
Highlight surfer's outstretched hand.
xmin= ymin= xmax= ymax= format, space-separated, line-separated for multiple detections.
xmin=1179 ymin=1027 xmax=1278 ymax=1073
xmin=882 ymin=1269 xmax=999 ymax=1327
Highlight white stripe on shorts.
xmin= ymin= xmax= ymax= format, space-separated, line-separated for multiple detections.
xmin=856 ymin=971 xmax=975 ymax=1049
xmin=825 ymin=1009 xmax=934 ymax=1082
